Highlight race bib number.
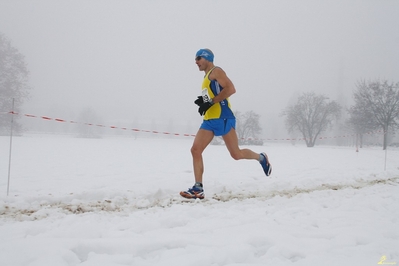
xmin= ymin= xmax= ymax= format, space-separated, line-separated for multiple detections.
xmin=202 ymin=88 xmax=211 ymax=102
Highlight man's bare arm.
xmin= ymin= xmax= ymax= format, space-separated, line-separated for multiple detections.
xmin=209 ymin=68 xmax=236 ymax=103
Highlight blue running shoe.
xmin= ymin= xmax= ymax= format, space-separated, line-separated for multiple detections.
xmin=260 ymin=152 xmax=272 ymax=176
xmin=180 ymin=183 xmax=205 ymax=199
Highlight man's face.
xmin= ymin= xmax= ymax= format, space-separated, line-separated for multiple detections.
xmin=195 ymin=56 xmax=207 ymax=71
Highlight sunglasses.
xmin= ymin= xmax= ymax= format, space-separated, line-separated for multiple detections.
xmin=195 ymin=56 xmax=202 ymax=61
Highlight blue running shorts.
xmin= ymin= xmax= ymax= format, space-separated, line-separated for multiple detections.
xmin=200 ymin=118 xmax=236 ymax=136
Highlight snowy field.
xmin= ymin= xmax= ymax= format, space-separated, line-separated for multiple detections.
xmin=0 ymin=134 xmax=398 ymax=266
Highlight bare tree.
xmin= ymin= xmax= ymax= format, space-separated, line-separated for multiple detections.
xmin=235 ymin=110 xmax=263 ymax=145
xmin=346 ymin=105 xmax=377 ymax=148
xmin=282 ymin=92 xmax=341 ymax=147
xmin=352 ymin=79 xmax=399 ymax=150
xmin=0 ymin=33 xmax=31 ymax=134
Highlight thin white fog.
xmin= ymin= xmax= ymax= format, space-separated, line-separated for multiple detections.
xmin=1 ymin=0 xmax=398 ymax=138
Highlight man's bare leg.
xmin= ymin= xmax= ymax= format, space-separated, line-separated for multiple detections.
xmin=223 ymin=128 xmax=272 ymax=176
xmin=190 ymin=129 xmax=215 ymax=184
xmin=222 ymin=128 xmax=259 ymax=160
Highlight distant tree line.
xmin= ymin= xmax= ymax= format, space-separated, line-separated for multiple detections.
xmin=282 ymin=80 xmax=399 ymax=149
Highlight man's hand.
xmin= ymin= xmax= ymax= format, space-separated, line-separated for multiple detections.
xmin=194 ymin=96 xmax=203 ymax=106
xmin=198 ymin=100 xmax=213 ymax=116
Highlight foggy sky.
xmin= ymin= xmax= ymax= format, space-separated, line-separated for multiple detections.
xmin=1 ymin=0 xmax=398 ymax=137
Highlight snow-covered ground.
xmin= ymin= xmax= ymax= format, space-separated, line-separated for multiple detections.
xmin=0 ymin=134 xmax=398 ymax=266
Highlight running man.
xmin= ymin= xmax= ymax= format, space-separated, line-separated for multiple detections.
xmin=180 ymin=48 xmax=272 ymax=200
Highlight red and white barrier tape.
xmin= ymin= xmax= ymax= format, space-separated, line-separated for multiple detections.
xmin=5 ymin=111 xmax=385 ymax=141
xmin=7 ymin=111 xmax=196 ymax=137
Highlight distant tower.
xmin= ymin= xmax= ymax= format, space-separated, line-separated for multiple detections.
xmin=336 ymin=56 xmax=347 ymax=107
xmin=335 ymin=56 xmax=349 ymax=146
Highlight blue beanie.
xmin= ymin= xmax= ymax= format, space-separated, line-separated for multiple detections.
xmin=196 ymin=49 xmax=214 ymax=62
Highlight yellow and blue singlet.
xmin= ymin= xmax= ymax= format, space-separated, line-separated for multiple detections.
xmin=201 ymin=67 xmax=235 ymax=120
